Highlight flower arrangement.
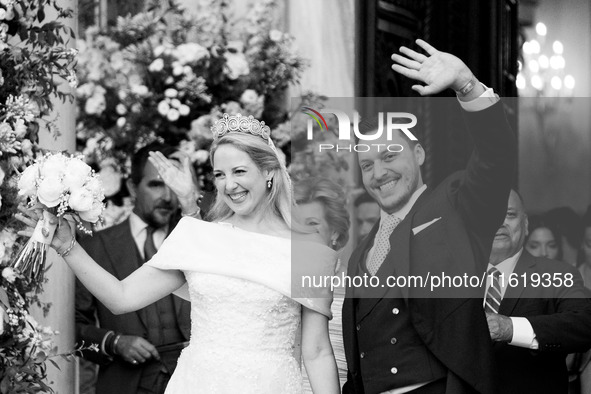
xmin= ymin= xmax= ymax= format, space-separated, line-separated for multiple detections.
xmin=76 ymin=0 xmax=307 ymax=211
xmin=0 ymin=266 xmax=98 ymax=393
xmin=0 ymin=0 xmax=81 ymax=392
xmin=11 ymin=153 xmax=105 ymax=287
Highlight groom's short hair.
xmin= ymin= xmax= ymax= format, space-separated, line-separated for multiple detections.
xmin=130 ymin=142 xmax=177 ymax=185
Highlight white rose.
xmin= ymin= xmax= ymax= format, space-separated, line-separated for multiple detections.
xmin=131 ymin=84 xmax=149 ymax=97
xmin=167 ymin=109 xmax=180 ymax=122
xmin=131 ymin=103 xmax=142 ymax=113
xmin=0 ymin=9 xmax=6 ymax=20
xmin=179 ymin=105 xmax=190 ymax=116
xmin=85 ymin=176 xmax=103 ymax=196
xmin=1 ymin=267 xmax=15 ymax=283
xmin=165 ymin=76 xmax=174 ymax=84
xmin=97 ymin=166 xmax=120 ymax=197
xmin=165 ymin=88 xmax=178 ymax=98
xmin=13 ymin=118 xmax=27 ymax=138
xmin=172 ymin=64 xmax=184 ymax=76
xmin=62 ymin=158 xmax=91 ymax=190
xmin=154 ymin=45 xmax=166 ymax=57
xmin=194 ymin=149 xmax=209 ymax=164
xmin=224 ymin=52 xmax=250 ymax=80
xmin=0 ymin=243 xmax=5 ymax=261
xmin=269 ymin=29 xmax=283 ymax=42
xmin=40 ymin=154 xmax=68 ymax=178
xmin=173 ymin=43 xmax=209 ymax=65
xmin=190 ymin=115 xmax=214 ymax=142
xmin=116 ymin=117 xmax=126 ymax=128
xmin=0 ymin=166 xmax=4 ymax=185
xmin=18 ymin=163 xmax=39 ymax=197
xmin=37 ymin=176 xmax=64 ymax=207
xmin=170 ymin=98 xmax=181 ymax=108
xmin=240 ymin=89 xmax=259 ymax=106
xmin=116 ymin=104 xmax=127 ymax=115
xmin=79 ymin=202 xmax=103 ymax=223
xmin=21 ymin=139 xmax=33 ymax=158
xmin=84 ymin=93 xmax=106 ymax=115
xmin=183 ymin=66 xmax=192 ymax=75
xmin=148 ymin=58 xmax=164 ymax=72
xmin=157 ymin=101 xmax=170 ymax=116
xmin=69 ymin=188 xmax=94 ymax=212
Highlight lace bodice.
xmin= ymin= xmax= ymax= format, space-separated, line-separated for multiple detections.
xmin=164 ymin=272 xmax=303 ymax=393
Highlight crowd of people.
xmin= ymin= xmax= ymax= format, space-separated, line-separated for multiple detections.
xmin=17 ymin=39 xmax=591 ymax=394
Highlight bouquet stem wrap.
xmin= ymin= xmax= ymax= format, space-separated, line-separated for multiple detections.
xmin=11 ymin=211 xmax=58 ymax=289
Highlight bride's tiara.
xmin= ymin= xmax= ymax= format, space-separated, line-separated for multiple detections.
xmin=211 ymin=113 xmax=271 ymax=143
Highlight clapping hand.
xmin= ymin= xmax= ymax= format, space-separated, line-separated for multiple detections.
xmin=391 ymin=39 xmax=476 ymax=96
xmin=148 ymin=151 xmax=200 ymax=208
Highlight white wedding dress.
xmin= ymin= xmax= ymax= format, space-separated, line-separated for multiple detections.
xmin=166 ymin=272 xmax=303 ymax=393
xmin=146 ymin=219 xmax=336 ymax=394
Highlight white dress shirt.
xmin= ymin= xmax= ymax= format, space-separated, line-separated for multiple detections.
xmin=380 ymin=86 xmax=501 ymax=394
xmin=485 ymin=248 xmax=539 ymax=349
xmin=128 ymin=213 xmax=168 ymax=260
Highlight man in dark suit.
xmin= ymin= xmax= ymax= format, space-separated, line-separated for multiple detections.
xmin=485 ymin=190 xmax=591 ymax=394
xmin=342 ymin=39 xmax=516 ymax=394
xmin=76 ymin=142 xmax=201 ymax=394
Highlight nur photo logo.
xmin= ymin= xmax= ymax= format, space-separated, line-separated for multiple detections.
xmin=302 ymin=107 xmax=418 ymax=152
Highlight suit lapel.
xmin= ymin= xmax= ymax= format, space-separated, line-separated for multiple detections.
xmin=104 ymin=219 xmax=149 ymax=330
xmin=499 ymin=251 xmax=535 ymax=315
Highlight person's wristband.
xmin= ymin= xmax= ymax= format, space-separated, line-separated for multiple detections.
xmin=110 ymin=333 xmax=122 ymax=356
xmin=100 ymin=331 xmax=115 ymax=356
xmin=455 ymin=75 xmax=477 ymax=96
xmin=56 ymin=236 xmax=76 ymax=258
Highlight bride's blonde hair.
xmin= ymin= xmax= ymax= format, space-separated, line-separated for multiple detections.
xmin=206 ymin=133 xmax=293 ymax=228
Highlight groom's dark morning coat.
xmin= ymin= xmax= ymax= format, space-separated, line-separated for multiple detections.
xmin=75 ymin=219 xmax=191 ymax=394
xmin=343 ymin=101 xmax=516 ymax=394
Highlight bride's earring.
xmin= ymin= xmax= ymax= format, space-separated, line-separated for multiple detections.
xmin=267 ymin=178 xmax=273 ymax=189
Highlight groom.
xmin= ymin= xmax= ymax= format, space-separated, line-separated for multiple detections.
xmin=342 ymin=40 xmax=516 ymax=394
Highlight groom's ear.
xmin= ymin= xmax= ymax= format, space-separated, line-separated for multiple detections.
xmin=126 ymin=178 xmax=137 ymax=199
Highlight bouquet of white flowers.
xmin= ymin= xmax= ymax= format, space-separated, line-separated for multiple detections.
xmin=11 ymin=153 xmax=105 ymax=287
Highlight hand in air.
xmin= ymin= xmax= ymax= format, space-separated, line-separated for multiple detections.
xmin=148 ymin=151 xmax=199 ymax=204
xmin=391 ymin=39 xmax=474 ymax=96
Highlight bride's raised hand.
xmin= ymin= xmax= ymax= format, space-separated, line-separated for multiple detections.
xmin=148 ymin=151 xmax=199 ymax=205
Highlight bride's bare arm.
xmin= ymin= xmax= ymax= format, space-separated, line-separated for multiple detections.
xmin=302 ymin=307 xmax=340 ymax=394
xmin=63 ymin=242 xmax=185 ymax=314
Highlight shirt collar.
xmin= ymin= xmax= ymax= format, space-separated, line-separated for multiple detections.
xmin=379 ymin=184 xmax=427 ymax=225
xmin=489 ymin=248 xmax=523 ymax=277
xmin=129 ymin=212 xmax=168 ymax=237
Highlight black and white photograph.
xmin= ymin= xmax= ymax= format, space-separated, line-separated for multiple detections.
xmin=1 ymin=1 xmax=591 ymax=393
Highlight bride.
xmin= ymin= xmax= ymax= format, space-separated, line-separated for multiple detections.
xmin=20 ymin=114 xmax=340 ymax=393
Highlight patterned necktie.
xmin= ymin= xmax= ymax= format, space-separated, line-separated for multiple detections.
xmin=367 ymin=215 xmax=401 ymax=276
xmin=484 ymin=267 xmax=502 ymax=313
xmin=144 ymin=225 xmax=158 ymax=262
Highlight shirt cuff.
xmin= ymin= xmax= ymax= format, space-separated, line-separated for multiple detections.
xmin=509 ymin=317 xmax=539 ymax=349
xmin=457 ymin=84 xmax=499 ymax=112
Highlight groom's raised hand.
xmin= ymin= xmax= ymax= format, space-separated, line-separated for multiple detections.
xmin=391 ymin=39 xmax=484 ymax=99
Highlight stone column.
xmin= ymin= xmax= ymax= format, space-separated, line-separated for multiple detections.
xmin=33 ymin=0 xmax=78 ymax=392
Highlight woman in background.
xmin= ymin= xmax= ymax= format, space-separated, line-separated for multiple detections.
xmin=525 ymin=214 xmax=562 ymax=260
xmin=294 ymin=177 xmax=351 ymax=392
